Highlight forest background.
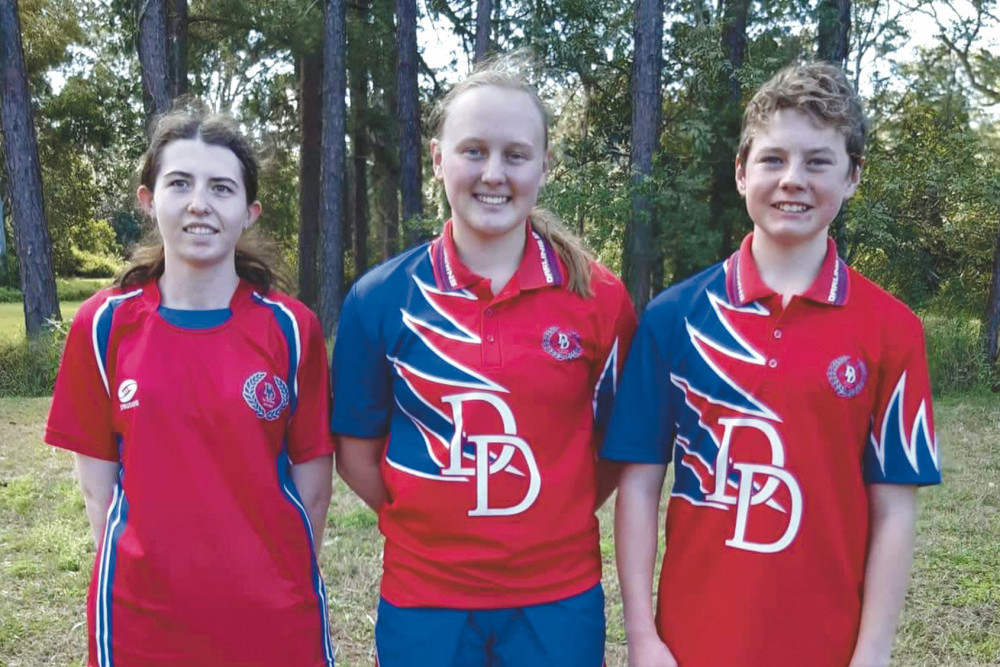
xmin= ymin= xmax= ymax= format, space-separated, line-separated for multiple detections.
xmin=0 ymin=0 xmax=998 ymax=395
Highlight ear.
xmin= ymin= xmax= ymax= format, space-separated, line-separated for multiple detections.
xmin=735 ymin=156 xmax=747 ymax=197
xmin=430 ymin=138 xmax=444 ymax=180
xmin=843 ymin=158 xmax=863 ymax=200
xmin=246 ymin=201 xmax=262 ymax=229
xmin=137 ymin=185 xmax=155 ymax=215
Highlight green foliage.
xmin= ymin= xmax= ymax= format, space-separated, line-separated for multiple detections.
xmin=0 ymin=330 xmax=65 ymax=397
xmin=0 ymin=286 xmax=22 ymax=304
xmin=922 ymin=314 xmax=993 ymax=395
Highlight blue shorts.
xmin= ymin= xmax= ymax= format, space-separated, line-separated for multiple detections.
xmin=374 ymin=583 xmax=605 ymax=667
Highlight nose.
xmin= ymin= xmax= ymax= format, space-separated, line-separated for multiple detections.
xmin=187 ymin=182 xmax=212 ymax=213
xmin=779 ymin=160 xmax=807 ymax=190
xmin=480 ymin=154 xmax=505 ymax=185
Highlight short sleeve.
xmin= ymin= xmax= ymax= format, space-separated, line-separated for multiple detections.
xmin=592 ymin=281 xmax=638 ymax=431
xmin=45 ymin=298 xmax=118 ymax=461
xmin=286 ymin=308 xmax=336 ymax=464
xmin=330 ymin=283 xmax=393 ymax=438
xmin=864 ymin=319 xmax=941 ymax=485
xmin=599 ymin=308 xmax=677 ymax=464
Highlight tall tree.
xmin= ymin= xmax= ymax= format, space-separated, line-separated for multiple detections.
xmin=624 ymin=0 xmax=663 ymax=311
xmin=0 ymin=0 xmax=60 ymax=335
xmin=816 ymin=0 xmax=851 ymax=65
xmin=298 ymin=52 xmax=322 ymax=310
xmin=372 ymin=0 xmax=400 ymax=261
xmin=397 ymin=0 xmax=423 ymax=246
xmin=474 ymin=0 xmax=492 ymax=63
xmin=168 ymin=0 xmax=188 ymax=98
xmin=136 ymin=0 xmax=172 ymax=126
xmin=348 ymin=0 xmax=372 ymax=278
xmin=319 ymin=0 xmax=347 ymax=335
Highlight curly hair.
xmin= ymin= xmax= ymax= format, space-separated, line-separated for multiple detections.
xmin=738 ymin=61 xmax=869 ymax=172
xmin=431 ymin=52 xmax=595 ymax=298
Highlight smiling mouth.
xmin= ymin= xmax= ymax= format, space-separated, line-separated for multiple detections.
xmin=774 ymin=203 xmax=810 ymax=213
xmin=183 ymin=224 xmax=219 ymax=235
xmin=474 ymin=194 xmax=511 ymax=205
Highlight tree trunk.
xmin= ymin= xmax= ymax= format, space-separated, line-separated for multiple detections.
xmin=396 ymin=0 xmax=423 ymax=247
xmin=474 ymin=0 xmax=492 ymax=63
xmin=319 ymin=0 xmax=347 ymax=335
xmin=0 ymin=0 xmax=61 ymax=335
xmin=624 ymin=0 xmax=663 ymax=312
xmin=349 ymin=0 xmax=371 ymax=278
xmin=371 ymin=0 xmax=400 ymax=261
xmin=816 ymin=0 xmax=851 ymax=66
xmin=298 ymin=52 xmax=322 ymax=310
xmin=985 ymin=223 xmax=1000 ymax=368
xmin=167 ymin=0 xmax=187 ymax=99
xmin=136 ymin=0 xmax=172 ymax=128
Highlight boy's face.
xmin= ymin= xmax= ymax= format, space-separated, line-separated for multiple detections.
xmin=736 ymin=108 xmax=860 ymax=250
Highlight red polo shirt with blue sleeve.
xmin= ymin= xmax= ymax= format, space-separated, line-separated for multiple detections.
xmin=332 ymin=220 xmax=636 ymax=608
xmin=601 ymin=234 xmax=940 ymax=667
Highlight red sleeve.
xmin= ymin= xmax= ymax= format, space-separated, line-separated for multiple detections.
xmin=286 ymin=305 xmax=336 ymax=464
xmin=44 ymin=293 xmax=118 ymax=461
xmin=592 ymin=268 xmax=638 ymax=431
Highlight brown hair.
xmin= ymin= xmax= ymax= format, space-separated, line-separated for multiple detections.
xmin=738 ymin=61 xmax=869 ymax=172
xmin=116 ymin=103 xmax=285 ymax=292
xmin=431 ymin=53 xmax=594 ymax=298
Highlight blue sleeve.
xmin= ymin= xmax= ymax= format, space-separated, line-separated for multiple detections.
xmin=599 ymin=309 xmax=676 ymax=464
xmin=330 ymin=283 xmax=393 ymax=438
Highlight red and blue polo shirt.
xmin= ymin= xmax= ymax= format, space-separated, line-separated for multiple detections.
xmin=601 ymin=234 xmax=940 ymax=667
xmin=332 ymin=219 xmax=636 ymax=608
xmin=45 ymin=279 xmax=335 ymax=667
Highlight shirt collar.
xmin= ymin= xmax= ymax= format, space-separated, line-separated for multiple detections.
xmin=430 ymin=219 xmax=565 ymax=293
xmin=725 ymin=233 xmax=850 ymax=307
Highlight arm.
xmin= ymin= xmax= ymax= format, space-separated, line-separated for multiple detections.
xmin=74 ymin=453 xmax=120 ymax=548
xmin=849 ymin=484 xmax=918 ymax=667
xmin=336 ymin=436 xmax=387 ymax=511
xmin=615 ymin=462 xmax=677 ymax=667
xmin=290 ymin=454 xmax=334 ymax=555
xmin=595 ymin=456 xmax=623 ymax=510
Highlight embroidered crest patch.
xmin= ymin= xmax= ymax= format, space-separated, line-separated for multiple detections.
xmin=542 ymin=326 xmax=583 ymax=361
xmin=243 ymin=372 xmax=290 ymax=420
xmin=827 ymin=355 xmax=868 ymax=398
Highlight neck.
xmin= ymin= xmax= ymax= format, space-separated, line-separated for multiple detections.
xmin=451 ymin=221 xmax=526 ymax=295
xmin=158 ymin=258 xmax=241 ymax=309
xmin=751 ymin=232 xmax=829 ymax=301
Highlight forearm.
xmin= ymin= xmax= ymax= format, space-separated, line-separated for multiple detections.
xmin=290 ymin=454 xmax=334 ymax=555
xmin=335 ymin=436 xmax=388 ymax=511
xmin=595 ymin=459 xmax=623 ymax=509
xmin=615 ymin=463 xmax=666 ymax=641
xmin=850 ymin=484 xmax=918 ymax=667
xmin=74 ymin=454 xmax=120 ymax=548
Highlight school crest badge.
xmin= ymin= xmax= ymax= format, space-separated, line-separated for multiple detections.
xmin=542 ymin=326 xmax=583 ymax=361
xmin=827 ymin=355 xmax=868 ymax=398
xmin=243 ymin=372 xmax=290 ymax=420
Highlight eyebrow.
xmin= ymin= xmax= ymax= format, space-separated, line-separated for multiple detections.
xmin=162 ymin=170 xmax=240 ymax=186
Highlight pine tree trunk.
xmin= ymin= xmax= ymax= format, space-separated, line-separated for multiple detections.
xmin=0 ymin=0 xmax=61 ymax=336
xmin=474 ymin=0 xmax=492 ymax=63
xmin=816 ymin=0 xmax=851 ymax=66
xmin=624 ymin=0 xmax=663 ymax=312
xmin=984 ymin=223 xmax=1000 ymax=368
xmin=396 ymin=0 xmax=423 ymax=247
xmin=136 ymin=0 xmax=172 ymax=127
xmin=167 ymin=0 xmax=187 ymax=99
xmin=349 ymin=0 xmax=371 ymax=278
xmin=298 ymin=53 xmax=322 ymax=309
xmin=319 ymin=0 xmax=347 ymax=335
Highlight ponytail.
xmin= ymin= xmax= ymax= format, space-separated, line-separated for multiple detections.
xmin=529 ymin=208 xmax=593 ymax=298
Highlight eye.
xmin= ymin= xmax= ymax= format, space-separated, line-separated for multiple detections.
xmin=759 ymin=155 xmax=782 ymax=165
xmin=462 ymin=146 xmax=484 ymax=158
xmin=167 ymin=178 xmax=189 ymax=188
xmin=506 ymin=151 xmax=528 ymax=162
xmin=212 ymin=183 xmax=235 ymax=194
xmin=808 ymin=158 xmax=833 ymax=167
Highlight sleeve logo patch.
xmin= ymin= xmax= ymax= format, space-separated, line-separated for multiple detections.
xmin=243 ymin=372 xmax=290 ymax=420
xmin=827 ymin=355 xmax=868 ymax=398
xmin=542 ymin=326 xmax=583 ymax=361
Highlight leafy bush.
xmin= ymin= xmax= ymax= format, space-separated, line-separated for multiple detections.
xmin=56 ymin=277 xmax=109 ymax=301
xmin=0 ymin=326 xmax=66 ymax=397
xmin=0 ymin=286 xmax=22 ymax=304
xmin=921 ymin=314 xmax=991 ymax=395
xmin=70 ymin=247 xmax=122 ymax=278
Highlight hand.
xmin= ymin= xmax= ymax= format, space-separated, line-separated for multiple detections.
xmin=627 ymin=631 xmax=678 ymax=667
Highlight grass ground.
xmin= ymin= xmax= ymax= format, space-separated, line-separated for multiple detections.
xmin=1 ymin=395 xmax=997 ymax=666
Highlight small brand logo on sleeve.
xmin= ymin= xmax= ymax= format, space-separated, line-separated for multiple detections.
xmin=242 ymin=372 xmax=290 ymax=420
xmin=541 ymin=326 xmax=583 ymax=361
xmin=117 ymin=379 xmax=139 ymax=410
xmin=827 ymin=355 xmax=868 ymax=398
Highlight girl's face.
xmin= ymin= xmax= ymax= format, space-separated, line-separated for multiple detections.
xmin=137 ymin=138 xmax=261 ymax=271
xmin=431 ymin=85 xmax=548 ymax=249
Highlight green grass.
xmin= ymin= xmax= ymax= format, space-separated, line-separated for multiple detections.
xmin=1 ymin=395 xmax=997 ymax=666
xmin=0 ymin=277 xmax=108 ymax=342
